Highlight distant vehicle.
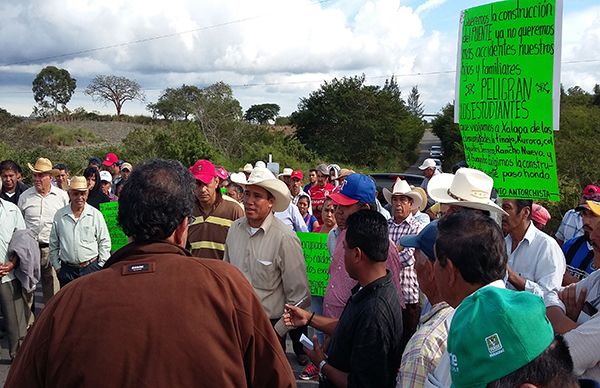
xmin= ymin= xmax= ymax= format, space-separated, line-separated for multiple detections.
xmin=432 ymin=158 xmax=442 ymax=169
xmin=370 ymin=173 xmax=425 ymax=206
xmin=430 ymin=145 xmax=443 ymax=157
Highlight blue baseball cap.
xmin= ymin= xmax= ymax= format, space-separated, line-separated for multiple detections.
xmin=329 ymin=173 xmax=375 ymax=206
xmin=399 ymin=220 xmax=438 ymax=260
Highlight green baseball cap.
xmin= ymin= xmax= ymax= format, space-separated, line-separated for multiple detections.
xmin=448 ymin=287 xmax=554 ymax=388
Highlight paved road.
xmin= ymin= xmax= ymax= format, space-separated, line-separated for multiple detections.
xmin=405 ymin=128 xmax=442 ymax=175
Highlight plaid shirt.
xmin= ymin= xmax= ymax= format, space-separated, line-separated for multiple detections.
xmin=397 ymin=302 xmax=453 ymax=388
xmin=388 ymin=214 xmax=425 ymax=304
xmin=555 ymin=209 xmax=584 ymax=242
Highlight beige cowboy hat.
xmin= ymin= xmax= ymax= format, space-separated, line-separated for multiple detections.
xmin=336 ymin=168 xmax=355 ymax=180
xmin=239 ymin=163 xmax=253 ymax=173
xmin=427 ymin=168 xmax=507 ymax=215
xmin=67 ymin=176 xmax=88 ymax=191
xmin=242 ymin=167 xmax=291 ymax=212
xmin=277 ymin=167 xmax=293 ymax=178
xmin=229 ymin=172 xmax=248 ymax=185
xmin=28 ymin=158 xmax=59 ymax=176
xmin=383 ymin=179 xmax=423 ymax=210
xmin=410 ymin=186 xmax=428 ymax=212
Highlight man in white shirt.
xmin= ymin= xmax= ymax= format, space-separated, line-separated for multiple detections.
xmin=418 ymin=158 xmax=440 ymax=192
xmin=49 ymin=176 xmax=111 ymax=287
xmin=18 ymin=157 xmax=69 ymax=304
xmin=0 ymin=198 xmax=29 ymax=360
xmin=502 ymin=199 xmax=566 ymax=297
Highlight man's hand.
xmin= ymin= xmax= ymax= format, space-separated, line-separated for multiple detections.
xmin=559 ymin=284 xmax=587 ymax=321
xmin=506 ymin=265 xmax=526 ymax=291
xmin=306 ymin=335 xmax=326 ymax=367
xmin=0 ymin=262 xmax=15 ymax=277
xmin=283 ymin=304 xmax=310 ymax=328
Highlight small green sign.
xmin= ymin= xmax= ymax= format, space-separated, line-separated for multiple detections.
xmin=456 ymin=0 xmax=562 ymax=201
xmin=100 ymin=202 xmax=129 ymax=252
xmin=297 ymin=232 xmax=330 ymax=297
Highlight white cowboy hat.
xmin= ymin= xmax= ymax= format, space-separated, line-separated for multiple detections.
xmin=427 ymin=168 xmax=507 ymax=215
xmin=419 ymin=158 xmax=437 ymax=170
xmin=242 ymin=167 xmax=291 ymax=212
xmin=28 ymin=157 xmax=59 ymax=176
xmin=277 ymin=167 xmax=293 ymax=178
xmin=383 ymin=179 xmax=423 ymax=210
xmin=230 ymin=172 xmax=247 ymax=185
xmin=410 ymin=186 xmax=428 ymax=212
xmin=67 ymin=176 xmax=88 ymax=191
xmin=255 ymin=161 xmax=266 ymax=168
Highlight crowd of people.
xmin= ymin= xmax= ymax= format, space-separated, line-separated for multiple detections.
xmin=0 ymin=153 xmax=599 ymax=387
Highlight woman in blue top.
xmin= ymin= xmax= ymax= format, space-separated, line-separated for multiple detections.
xmin=297 ymin=195 xmax=319 ymax=232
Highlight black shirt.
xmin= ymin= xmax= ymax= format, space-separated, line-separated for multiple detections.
xmin=322 ymin=271 xmax=404 ymax=388
xmin=0 ymin=181 xmax=29 ymax=205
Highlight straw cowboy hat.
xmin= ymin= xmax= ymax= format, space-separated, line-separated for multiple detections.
xmin=427 ymin=168 xmax=507 ymax=215
xmin=67 ymin=176 xmax=88 ymax=191
xmin=411 ymin=186 xmax=428 ymax=212
xmin=277 ymin=167 xmax=293 ymax=178
xmin=242 ymin=167 xmax=291 ymax=212
xmin=383 ymin=179 xmax=423 ymax=210
xmin=28 ymin=158 xmax=59 ymax=176
xmin=239 ymin=163 xmax=253 ymax=173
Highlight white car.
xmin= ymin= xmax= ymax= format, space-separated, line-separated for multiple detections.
xmin=430 ymin=146 xmax=443 ymax=157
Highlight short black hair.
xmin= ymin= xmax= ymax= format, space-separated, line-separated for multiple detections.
xmin=487 ymin=336 xmax=578 ymax=388
xmin=226 ymin=182 xmax=243 ymax=195
xmin=345 ymin=209 xmax=389 ymax=262
xmin=53 ymin=163 xmax=68 ymax=172
xmin=118 ymin=159 xmax=195 ymax=242
xmin=435 ymin=211 xmax=507 ymax=284
xmin=298 ymin=194 xmax=310 ymax=203
xmin=0 ymin=160 xmax=22 ymax=174
xmin=514 ymin=199 xmax=533 ymax=220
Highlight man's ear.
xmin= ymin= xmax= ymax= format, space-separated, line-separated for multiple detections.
xmin=173 ymin=217 xmax=189 ymax=247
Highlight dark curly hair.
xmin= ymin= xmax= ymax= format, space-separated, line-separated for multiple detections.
xmin=118 ymin=159 xmax=195 ymax=242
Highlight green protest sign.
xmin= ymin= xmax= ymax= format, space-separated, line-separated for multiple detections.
xmin=297 ymin=232 xmax=330 ymax=297
xmin=455 ymin=0 xmax=562 ymax=201
xmin=100 ymin=202 xmax=129 ymax=252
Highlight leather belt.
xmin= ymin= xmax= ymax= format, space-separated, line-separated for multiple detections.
xmin=39 ymin=242 xmax=49 ymax=248
xmin=62 ymin=257 xmax=98 ymax=268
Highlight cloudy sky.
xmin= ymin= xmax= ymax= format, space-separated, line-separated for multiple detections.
xmin=1 ymin=0 xmax=598 ymax=117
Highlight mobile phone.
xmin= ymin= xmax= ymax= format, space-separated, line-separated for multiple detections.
xmin=583 ymin=302 xmax=598 ymax=317
xmin=300 ymin=333 xmax=313 ymax=350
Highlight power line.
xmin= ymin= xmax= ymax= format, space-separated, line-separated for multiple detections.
xmin=1 ymin=0 xmax=333 ymax=67
xmin=1 ymin=58 xmax=598 ymax=94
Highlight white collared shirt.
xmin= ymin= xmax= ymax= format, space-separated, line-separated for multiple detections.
xmin=274 ymin=203 xmax=308 ymax=233
xmin=505 ymin=222 xmax=566 ymax=296
xmin=18 ymin=185 xmax=69 ymax=244
xmin=48 ymin=203 xmax=111 ymax=269
xmin=0 ymin=199 xmax=26 ymax=283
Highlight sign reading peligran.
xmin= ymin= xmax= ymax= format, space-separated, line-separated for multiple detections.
xmin=455 ymin=0 xmax=563 ymax=201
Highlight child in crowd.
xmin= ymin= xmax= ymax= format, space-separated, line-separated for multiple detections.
xmin=297 ymin=195 xmax=319 ymax=232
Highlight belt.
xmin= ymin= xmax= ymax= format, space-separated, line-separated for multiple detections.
xmin=39 ymin=242 xmax=49 ymax=248
xmin=62 ymin=257 xmax=98 ymax=268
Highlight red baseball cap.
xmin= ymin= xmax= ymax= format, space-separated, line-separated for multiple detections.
xmin=102 ymin=152 xmax=119 ymax=167
xmin=216 ymin=166 xmax=229 ymax=180
xmin=291 ymin=170 xmax=303 ymax=180
xmin=583 ymin=184 xmax=600 ymax=200
xmin=531 ymin=204 xmax=551 ymax=227
xmin=189 ymin=160 xmax=217 ymax=184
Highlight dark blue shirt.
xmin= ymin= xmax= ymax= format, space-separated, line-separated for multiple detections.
xmin=322 ymin=271 xmax=404 ymax=388
xmin=563 ymin=235 xmax=594 ymax=280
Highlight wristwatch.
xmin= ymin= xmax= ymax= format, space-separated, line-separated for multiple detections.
xmin=318 ymin=359 xmax=328 ymax=374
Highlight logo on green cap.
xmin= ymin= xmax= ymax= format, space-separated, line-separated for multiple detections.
xmin=485 ymin=333 xmax=504 ymax=357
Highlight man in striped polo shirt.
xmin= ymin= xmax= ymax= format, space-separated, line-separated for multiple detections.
xmin=187 ymin=160 xmax=244 ymax=259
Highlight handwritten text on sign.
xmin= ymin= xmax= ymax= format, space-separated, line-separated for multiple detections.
xmin=99 ymin=202 xmax=129 ymax=252
xmin=457 ymin=0 xmax=561 ymax=201
xmin=297 ymin=232 xmax=330 ymax=297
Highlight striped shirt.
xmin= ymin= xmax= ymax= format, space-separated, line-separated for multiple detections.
xmin=188 ymin=195 xmax=244 ymax=260
xmin=556 ymin=208 xmax=584 ymax=243
xmin=388 ymin=214 xmax=425 ymax=304
xmin=397 ymin=302 xmax=453 ymax=388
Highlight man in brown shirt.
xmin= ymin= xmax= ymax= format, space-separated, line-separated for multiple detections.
xmin=6 ymin=159 xmax=294 ymax=388
xmin=187 ymin=159 xmax=244 ymax=259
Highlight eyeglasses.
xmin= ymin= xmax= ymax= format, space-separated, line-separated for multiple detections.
xmin=188 ymin=215 xmax=197 ymax=225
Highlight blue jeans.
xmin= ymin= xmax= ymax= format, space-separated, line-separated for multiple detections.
xmin=58 ymin=261 xmax=102 ymax=288
xmin=311 ymin=296 xmax=324 ymax=344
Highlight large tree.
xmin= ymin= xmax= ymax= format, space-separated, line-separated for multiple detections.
xmin=244 ymin=103 xmax=280 ymax=124
xmin=85 ymin=75 xmax=144 ymax=116
xmin=147 ymin=84 xmax=202 ymax=120
xmin=407 ymin=85 xmax=424 ymax=119
xmin=32 ymin=66 xmax=77 ymax=113
xmin=291 ymin=75 xmax=425 ymax=169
